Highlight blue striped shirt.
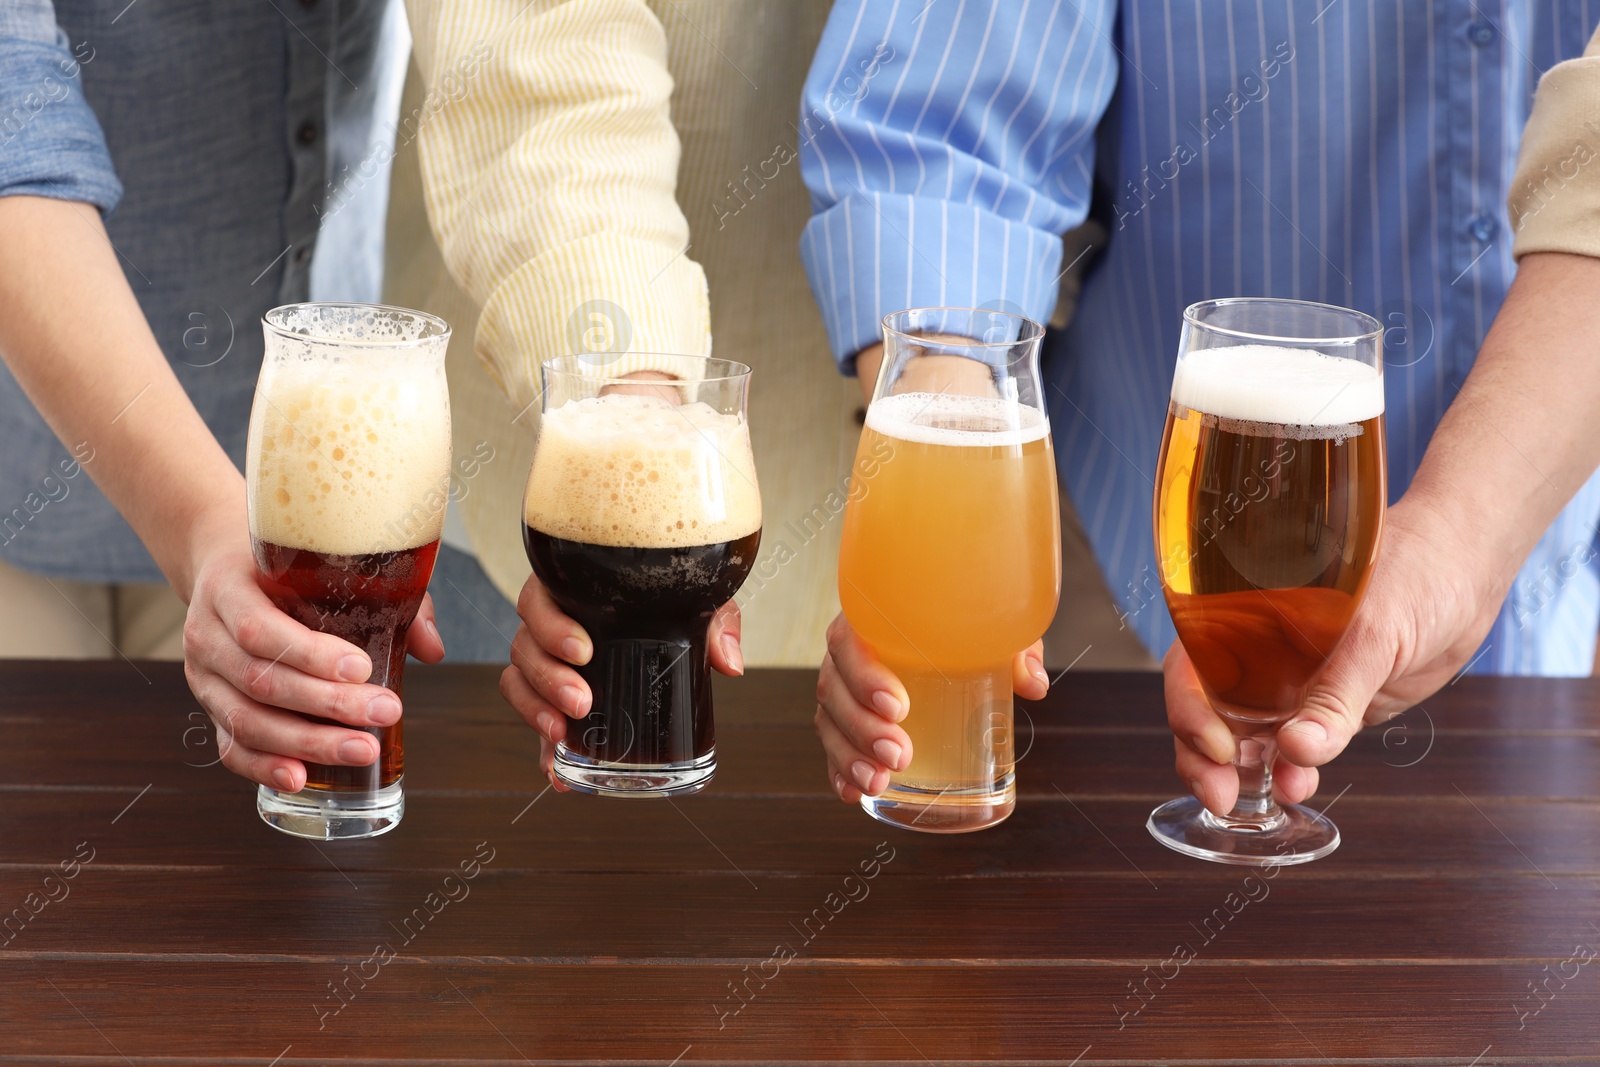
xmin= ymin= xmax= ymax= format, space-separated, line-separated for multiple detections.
xmin=800 ymin=0 xmax=1600 ymax=675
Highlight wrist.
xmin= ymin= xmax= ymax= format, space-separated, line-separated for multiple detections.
xmin=172 ymin=481 xmax=249 ymax=603
xmin=1393 ymin=476 xmax=1523 ymax=615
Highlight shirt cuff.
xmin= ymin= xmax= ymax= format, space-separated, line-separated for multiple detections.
xmin=473 ymin=230 xmax=712 ymax=413
xmin=799 ymin=193 xmax=1063 ymax=375
xmin=1509 ymin=24 xmax=1600 ymax=259
xmin=0 ymin=33 xmax=121 ymax=214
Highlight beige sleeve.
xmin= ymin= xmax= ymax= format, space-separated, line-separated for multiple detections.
xmin=1510 ymin=24 xmax=1600 ymax=259
xmin=402 ymin=0 xmax=712 ymax=408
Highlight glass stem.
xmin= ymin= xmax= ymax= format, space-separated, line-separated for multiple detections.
xmin=1218 ymin=730 xmax=1286 ymax=831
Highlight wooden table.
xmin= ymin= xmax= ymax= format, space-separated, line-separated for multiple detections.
xmin=3 ymin=661 xmax=1598 ymax=1064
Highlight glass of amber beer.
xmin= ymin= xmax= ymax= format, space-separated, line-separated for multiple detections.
xmin=1149 ymin=297 xmax=1385 ymax=865
xmin=840 ymin=308 xmax=1061 ymax=833
xmin=524 ymin=355 xmax=761 ymax=797
xmin=249 ymin=303 xmax=451 ymax=840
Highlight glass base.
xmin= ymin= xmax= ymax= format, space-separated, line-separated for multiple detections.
xmin=553 ymin=743 xmax=715 ymax=798
xmin=859 ymin=774 xmax=1015 ymax=834
xmin=257 ymin=778 xmax=404 ymax=841
xmin=1147 ymin=794 xmax=1339 ymax=866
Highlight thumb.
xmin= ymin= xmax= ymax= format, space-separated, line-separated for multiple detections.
xmin=1277 ymin=620 xmax=1393 ymax=768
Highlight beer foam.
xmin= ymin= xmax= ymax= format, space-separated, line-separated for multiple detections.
xmin=524 ymin=393 xmax=761 ymax=548
xmin=1171 ymin=345 xmax=1385 ymax=428
xmin=864 ymin=392 xmax=1050 ymax=447
xmin=248 ymin=352 xmax=451 ymax=555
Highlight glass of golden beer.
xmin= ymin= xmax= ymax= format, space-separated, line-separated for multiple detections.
xmin=249 ymin=303 xmax=451 ymax=840
xmin=1149 ymin=297 xmax=1385 ymax=865
xmin=839 ymin=308 xmax=1061 ymax=833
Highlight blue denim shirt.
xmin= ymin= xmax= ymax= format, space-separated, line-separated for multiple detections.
xmin=0 ymin=0 xmax=385 ymax=582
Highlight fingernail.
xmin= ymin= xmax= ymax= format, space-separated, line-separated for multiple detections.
xmin=559 ymin=685 xmax=589 ymax=716
xmin=272 ymin=768 xmax=297 ymax=792
xmin=338 ymin=738 xmax=376 ymax=764
xmin=560 ymin=636 xmax=589 ymax=664
xmin=722 ymin=634 xmax=744 ymax=675
xmin=833 ymin=774 xmax=848 ymax=797
xmin=426 ymin=618 xmax=442 ymax=645
xmin=872 ymin=691 xmax=904 ymax=720
xmin=367 ymin=693 xmax=401 ymax=725
xmin=535 ymin=711 xmax=557 ymax=737
xmin=872 ymin=738 xmax=903 ymax=770
xmin=1031 ymin=664 xmax=1049 ymax=686
xmin=850 ymin=759 xmax=875 ymax=791
xmin=1285 ymin=719 xmax=1328 ymax=744
xmin=1188 ymin=779 xmax=1207 ymax=810
xmin=337 ymin=654 xmax=370 ymax=682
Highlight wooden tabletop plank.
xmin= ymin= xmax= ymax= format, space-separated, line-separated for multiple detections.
xmin=7 ymin=961 xmax=1595 ymax=1063
xmin=0 ymin=866 xmax=1593 ymax=964
xmin=0 ymin=788 xmax=1595 ymax=878
xmin=4 ymin=665 xmax=1597 ymax=802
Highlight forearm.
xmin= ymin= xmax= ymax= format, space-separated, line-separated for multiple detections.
xmin=1405 ymin=252 xmax=1600 ymax=595
xmin=406 ymin=0 xmax=709 ymax=406
xmin=0 ymin=195 xmax=243 ymax=599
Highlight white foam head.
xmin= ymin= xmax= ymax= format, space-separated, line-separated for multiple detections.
xmin=524 ymin=393 xmax=761 ymax=548
xmin=864 ymin=392 xmax=1050 ymax=447
xmin=1171 ymin=345 xmax=1385 ymax=430
xmin=248 ymin=348 xmax=451 ymax=555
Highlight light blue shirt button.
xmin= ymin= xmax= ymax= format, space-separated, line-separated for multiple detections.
xmin=1468 ymin=19 xmax=1497 ymax=46
xmin=1468 ymin=214 xmax=1498 ymax=241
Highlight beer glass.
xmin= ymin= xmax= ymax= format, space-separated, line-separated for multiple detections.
xmin=1149 ymin=297 xmax=1385 ymax=865
xmin=249 ymin=303 xmax=451 ymax=840
xmin=839 ymin=308 xmax=1061 ymax=833
xmin=524 ymin=355 xmax=761 ymax=797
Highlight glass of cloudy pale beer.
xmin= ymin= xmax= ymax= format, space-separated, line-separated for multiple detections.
xmin=249 ymin=303 xmax=451 ymax=840
xmin=524 ymin=355 xmax=761 ymax=797
xmin=1149 ymin=297 xmax=1385 ymax=865
xmin=839 ymin=308 xmax=1061 ymax=833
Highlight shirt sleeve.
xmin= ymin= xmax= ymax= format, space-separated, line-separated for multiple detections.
xmin=1509 ymin=22 xmax=1600 ymax=260
xmin=0 ymin=0 xmax=122 ymax=214
xmin=403 ymin=0 xmax=711 ymax=410
xmin=798 ymin=0 xmax=1118 ymax=374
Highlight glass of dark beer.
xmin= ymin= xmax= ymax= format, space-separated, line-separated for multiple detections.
xmin=523 ymin=355 xmax=761 ymax=797
xmin=1148 ymin=298 xmax=1385 ymax=865
xmin=249 ymin=303 xmax=451 ymax=839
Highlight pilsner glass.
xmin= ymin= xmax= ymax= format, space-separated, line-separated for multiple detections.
xmin=1149 ymin=297 xmax=1385 ymax=865
xmin=839 ymin=308 xmax=1061 ymax=833
xmin=249 ymin=303 xmax=451 ymax=840
xmin=524 ymin=355 xmax=761 ymax=797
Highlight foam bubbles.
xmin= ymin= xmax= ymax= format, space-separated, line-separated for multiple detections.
xmin=864 ymin=392 xmax=1050 ymax=447
xmin=248 ymin=351 xmax=451 ymax=555
xmin=1171 ymin=345 xmax=1384 ymax=430
xmin=524 ymin=394 xmax=761 ymax=548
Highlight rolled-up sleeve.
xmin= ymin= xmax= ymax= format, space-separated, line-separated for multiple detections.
xmin=798 ymin=0 xmax=1118 ymax=374
xmin=1509 ymin=23 xmax=1600 ymax=259
xmin=0 ymin=1 xmax=121 ymax=214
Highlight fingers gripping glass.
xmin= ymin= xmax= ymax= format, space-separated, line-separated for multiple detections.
xmin=250 ymin=303 xmax=452 ymax=840
xmin=839 ymin=308 xmax=1062 ymax=833
xmin=1149 ymin=298 xmax=1386 ymax=866
xmin=523 ymin=355 xmax=762 ymax=798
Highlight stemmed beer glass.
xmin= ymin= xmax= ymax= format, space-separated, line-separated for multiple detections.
xmin=1149 ymin=298 xmax=1386 ymax=865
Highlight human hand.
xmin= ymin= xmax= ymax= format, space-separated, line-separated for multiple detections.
xmin=499 ymin=572 xmax=745 ymax=790
xmin=181 ymin=527 xmax=446 ymax=792
xmin=815 ymin=611 xmax=1050 ymax=802
xmin=1166 ymin=496 xmax=1506 ymax=814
